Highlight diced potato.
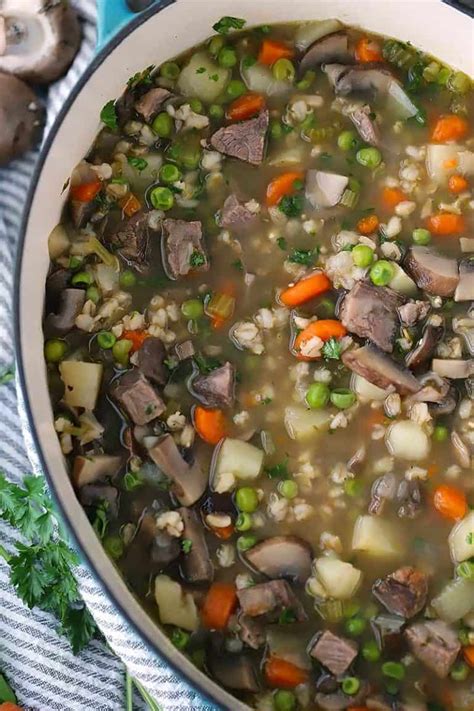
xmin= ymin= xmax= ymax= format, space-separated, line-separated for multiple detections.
xmin=93 ymin=264 xmax=119 ymax=295
xmin=352 ymin=515 xmax=400 ymax=557
xmin=449 ymin=511 xmax=474 ymax=563
xmin=294 ymin=19 xmax=343 ymax=50
xmin=432 ymin=577 xmax=474 ymax=623
xmin=214 ymin=438 xmax=264 ymax=484
xmin=388 ymin=264 xmax=418 ymax=297
xmin=386 ymin=420 xmax=430 ymax=461
xmin=314 ymin=557 xmax=362 ymax=600
xmin=284 ymin=406 xmax=330 ymax=441
xmin=351 ymin=373 xmax=387 ymax=402
xmin=154 ymin=575 xmax=198 ymax=631
xmin=241 ymin=60 xmax=291 ymax=97
xmin=386 ymin=81 xmax=418 ymax=119
xmin=426 ymin=144 xmax=461 ymax=183
xmin=459 ymin=150 xmax=474 ymax=175
xmin=178 ymin=52 xmax=230 ymax=103
xmin=48 ymin=224 xmax=70 ymax=260
xmin=59 ymin=361 xmax=103 ymax=411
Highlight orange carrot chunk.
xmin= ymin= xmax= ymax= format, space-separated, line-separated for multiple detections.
xmin=258 ymin=39 xmax=294 ymax=66
xmin=227 ymin=93 xmax=266 ymax=121
xmin=120 ymin=329 xmax=149 ymax=353
xmin=448 ymin=174 xmax=469 ymax=194
xmin=280 ymin=272 xmax=331 ymax=308
xmin=433 ymin=484 xmax=467 ymax=520
xmin=381 ymin=187 xmax=407 ymax=210
xmin=266 ymin=171 xmax=304 ymax=207
xmin=120 ymin=192 xmax=141 ymax=217
xmin=357 ymin=214 xmax=379 ymax=235
xmin=431 ymin=114 xmax=469 ymax=143
xmin=201 ymin=582 xmax=237 ymax=630
xmin=0 ymin=704 xmax=24 ymax=711
xmin=294 ymin=320 xmax=347 ymax=360
xmin=70 ymin=179 xmax=102 ymax=202
xmin=463 ymin=645 xmax=474 ymax=668
xmin=265 ymin=657 xmax=309 ymax=689
xmin=355 ymin=38 xmax=382 ymax=62
xmin=425 ymin=213 xmax=466 ymax=235
xmin=194 ymin=406 xmax=228 ymax=445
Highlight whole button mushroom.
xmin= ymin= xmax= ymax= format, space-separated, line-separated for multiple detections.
xmin=0 ymin=73 xmax=44 ymax=165
xmin=0 ymin=0 xmax=81 ymax=84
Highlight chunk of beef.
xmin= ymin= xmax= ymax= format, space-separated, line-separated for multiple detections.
xmin=218 ymin=194 xmax=258 ymax=231
xmin=340 ymin=281 xmax=404 ymax=352
xmin=161 ymin=219 xmax=208 ymax=280
xmin=178 ymin=507 xmax=213 ymax=584
xmin=309 ymin=630 xmax=358 ymax=676
xmin=373 ymin=567 xmax=428 ymax=619
xmin=148 ymin=434 xmax=207 ymax=506
xmin=397 ymin=479 xmax=423 ymax=519
xmin=398 ymin=300 xmax=430 ymax=327
xmin=111 ymin=369 xmax=165 ymax=425
xmin=350 ymin=105 xmax=380 ymax=146
xmin=455 ymin=259 xmax=474 ymax=302
xmin=342 ymin=344 xmax=421 ymax=395
xmin=405 ymin=247 xmax=459 ymax=297
xmin=405 ymin=620 xmax=461 ymax=678
xmin=106 ymin=211 xmax=152 ymax=273
xmin=175 ymin=340 xmax=195 ymax=361
xmin=368 ymin=473 xmax=397 ymax=515
xmin=300 ymin=32 xmax=351 ymax=73
xmin=208 ymin=653 xmax=260 ymax=692
xmin=45 ymin=288 xmax=85 ymax=337
xmin=210 ymin=110 xmax=269 ymax=165
xmin=238 ymin=613 xmax=265 ymax=649
xmin=134 ymin=87 xmax=171 ymax=123
xmin=405 ymin=316 xmax=444 ymax=369
xmin=150 ymin=531 xmax=181 ymax=567
xmin=192 ymin=362 xmax=235 ymax=408
xmin=136 ymin=337 xmax=167 ymax=386
xmin=237 ymin=579 xmax=307 ymax=621
xmin=79 ymin=484 xmax=119 ymax=518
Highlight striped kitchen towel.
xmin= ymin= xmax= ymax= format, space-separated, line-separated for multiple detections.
xmin=0 ymin=1 xmax=219 ymax=709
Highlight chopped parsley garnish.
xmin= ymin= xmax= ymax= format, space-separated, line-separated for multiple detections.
xmin=123 ymin=471 xmax=144 ymax=491
xmin=319 ymin=152 xmax=333 ymax=162
xmin=242 ymin=55 xmax=256 ymax=68
xmin=281 ymin=124 xmax=294 ymax=135
xmin=190 ymin=251 xmax=206 ymax=268
xmin=209 ymin=74 xmax=219 ymax=82
xmin=92 ymin=499 xmax=109 ymax=539
xmin=127 ymin=65 xmax=155 ymax=88
xmin=181 ymin=538 xmax=193 ymax=554
xmin=0 ymin=366 xmax=14 ymax=386
xmin=196 ymin=66 xmax=206 ymax=74
xmin=212 ymin=16 xmax=246 ymax=35
xmin=322 ymin=337 xmax=343 ymax=361
xmin=100 ymin=100 xmax=118 ymax=130
xmin=127 ymin=157 xmax=148 ymax=172
xmin=194 ymin=353 xmax=222 ymax=374
xmin=278 ymin=193 xmax=304 ymax=218
xmin=232 ymin=259 xmax=244 ymax=272
xmin=265 ymin=459 xmax=289 ymax=479
xmin=277 ymin=237 xmax=287 ymax=251
xmin=260 ymin=397 xmax=272 ymax=405
xmin=467 ymin=532 xmax=473 ymax=545
xmin=278 ymin=608 xmax=297 ymax=624
xmin=258 ymin=25 xmax=272 ymax=35
xmin=289 ymin=248 xmax=317 ymax=266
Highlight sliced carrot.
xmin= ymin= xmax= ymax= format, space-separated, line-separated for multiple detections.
xmin=266 ymin=171 xmax=304 ymax=207
xmin=280 ymin=272 xmax=331 ymax=308
xmin=194 ymin=406 xmax=228 ymax=445
xmin=258 ymin=39 xmax=294 ymax=66
xmin=120 ymin=192 xmax=141 ymax=217
xmin=294 ymin=319 xmax=347 ymax=360
xmin=433 ymin=484 xmax=467 ymax=521
xmin=431 ymin=114 xmax=469 ymax=143
xmin=448 ymin=174 xmax=469 ymax=194
xmin=365 ymin=408 xmax=386 ymax=429
xmin=443 ymin=157 xmax=459 ymax=170
xmin=120 ymin=329 xmax=149 ymax=353
xmin=227 ymin=93 xmax=266 ymax=122
xmin=70 ymin=179 xmax=102 ymax=202
xmin=463 ymin=645 xmax=474 ymax=668
xmin=427 ymin=463 xmax=439 ymax=478
xmin=425 ymin=212 xmax=466 ymax=235
xmin=264 ymin=657 xmax=309 ymax=689
xmin=381 ymin=187 xmax=407 ymax=210
xmin=357 ymin=214 xmax=379 ymax=235
xmin=201 ymin=582 xmax=237 ymax=630
xmin=0 ymin=704 xmax=23 ymax=711
xmin=211 ymin=523 xmax=234 ymax=540
xmin=355 ymin=37 xmax=382 ymax=63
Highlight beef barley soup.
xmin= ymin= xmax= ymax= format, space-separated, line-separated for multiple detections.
xmin=43 ymin=15 xmax=474 ymax=711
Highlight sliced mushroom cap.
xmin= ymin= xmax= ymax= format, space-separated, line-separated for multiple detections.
xmin=407 ymin=372 xmax=458 ymax=416
xmin=454 ymin=259 xmax=474 ymax=302
xmin=148 ymin=434 xmax=208 ymax=506
xmin=432 ymin=359 xmax=474 ymax=379
xmin=300 ymin=32 xmax=352 ymax=73
xmin=405 ymin=247 xmax=459 ymax=297
xmin=178 ymin=507 xmax=213 ymax=584
xmin=306 ymin=170 xmax=349 ymax=208
xmin=0 ymin=0 xmax=81 ymax=83
xmin=0 ymin=72 xmax=44 ymax=165
xmin=324 ymin=63 xmax=393 ymax=96
xmin=342 ymin=344 xmax=421 ymax=395
xmin=244 ymin=535 xmax=312 ymax=584
xmin=44 ymin=288 xmax=86 ymax=337
xmin=72 ymin=454 xmax=123 ymax=488
xmin=405 ymin=316 xmax=444 ymax=369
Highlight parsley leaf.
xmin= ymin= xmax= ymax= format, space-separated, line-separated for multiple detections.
xmin=277 ymin=237 xmax=287 ymax=251
xmin=278 ymin=194 xmax=304 ymax=218
xmin=0 ymin=366 xmax=14 ymax=385
xmin=123 ymin=470 xmax=144 ymax=491
xmin=91 ymin=499 xmax=109 ymax=539
xmin=0 ymin=672 xmax=16 ymax=703
xmin=212 ymin=16 xmax=246 ymax=35
xmin=278 ymin=608 xmax=297 ymax=624
xmin=322 ymin=337 xmax=342 ymax=361
xmin=190 ymin=251 xmax=206 ymax=268
xmin=265 ymin=459 xmax=289 ymax=479
xmin=232 ymin=259 xmax=244 ymax=272
xmin=181 ymin=538 xmax=193 ymax=554
xmin=289 ymin=248 xmax=316 ymax=266
xmin=242 ymin=55 xmax=256 ymax=68
xmin=127 ymin=157 xmax=148 ymax=172
xmin=100 ymin=100 xmax=118 ymax=130
xmin=194 ymin=353 xmax=222 ymax=374
xmin=127 ymin=65 xmax=155 ymax=89
xmin=196 ymin=66 xmax=206 ymax=74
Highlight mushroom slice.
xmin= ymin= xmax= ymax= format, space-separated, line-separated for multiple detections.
xmin=405 ymin=247 xmax=459 ymax=297
xmin=454 ymin=260 xmax=474 ymax=302
xmin=44 ymin=288 xmax=86 ymax=337
xmin=0 ymin=72 xmax=44 ymax=165
xmin=300 ymin=32 xmax=351 ymax=73
xmin=453 ymin=314 xmax=474 ymax=356
xmin=405 ymin=315 xmax=444 ymax=369
xmin=432 ymin=359 xmax=474 ymax=379
xmin=243 ymin=535 xmax=312 ymax=584
xmin=323 ymin=63 xmax=393 ymax=96
xmin=0 ymin=0 xmax=81 ymax=83
xmin=306 ymin=170 xmax=349 ymax=208
xmin=72 ymin=454 xmax=122 ymax=488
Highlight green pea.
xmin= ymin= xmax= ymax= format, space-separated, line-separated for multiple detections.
xmin=457 ymin=561 xmax=474 ymax=581
xmin=235 ymin=512 xmax=252 ymax=532
xmin=159 ymin=163 xmax=181 ymax=184
xmin=119 ymin=270 xmax=137 ymax=289
xmin=235 ymin=487 xmax=259 ymax=513
xmin=344 ymin=478 xmax=364 ymax=497
xmin=341 ymin=677 xmax=360 ymax=695
xmin=86 ymin=285 xmax=100 ymax=304
xmin=450 ymin=661 xmax=469 ymax=681
xmin=209 ymin=104 xmax=224 ymax=120
xmin=189 ymin=98 xmax=204 ymax=114
xmin=272 ymin=58 xmax=296 ymax=82
xmin=181 ymin=299 xmax=204 ymax=320
xmin=69 ymin=255 xmax=84 ymax=271
xmin=71 ymin=271 xmax=93 ymax=287
xmin=150 ymin=186 xmax=174 ymax=211
xmin=433 ymin=424 xmax=449 ymax=442
xmin=356 ymin=146 xmax=382 ymax=169
xmin=345 ymin=615 xmax=366 ymax=636
xmin=44 ymin=339 xmax=68 ymax=364
xmin=237 ymin=534 xmax=257 ymax=552
xmin=273 ymin=689 xmax=296 ymax=711
xmin=171 ymin=627 xmax=190 ymax=650
xmin=330 ymin=388 xmax=356 ymax=410
xmin=352 ymin=244 xmax=374 ymax=268
xmin=218 ymin=47 xmax=238 ymax=68
xmin=305 ymin=382 xmax=330 ymax=409
xmin=412 ymin=227 xmax=431 ymax=245
xmin=97 ymin=331 xmax=116 ymax=350
xmin=362 ymin=639 xmax=381 ymax=662
xmin=208 ymin=35 xmax=225 ymax=57
xmin=278 ymin=479 xmax=298 ymax=500
xmin=338 ymin=130 xmax=359 ymax=152
xmin=152 ymin=111 xmax=173 ymax=137
xmin=112 ymin=339 xmax=133 ymax=367
xmin=270 ymin=121 xmax=283 ymax=139
xmin=103 ymin=535 xmax=124 ymax=560
xmin=226 ymin=79 xmax=246 ymax=99
xmin=382 ymin=661 xmax=405 ymax=680
xmin=385 ymin=681 xmax=399 ymax=696
xmin=296 ymin=70 xmax=316 ymax=91
xmin=160 ymin=61 xmax=180 ymax=80
xmin=370 ymin=259 xmax=395 ymax=286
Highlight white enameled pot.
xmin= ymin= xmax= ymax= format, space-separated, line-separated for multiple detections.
xmin=15 ymin=1 xmax=473 ymax=708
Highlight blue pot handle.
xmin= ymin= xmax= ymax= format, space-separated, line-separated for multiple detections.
xmin=96 ymin=0 xmax=158 ymax=48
